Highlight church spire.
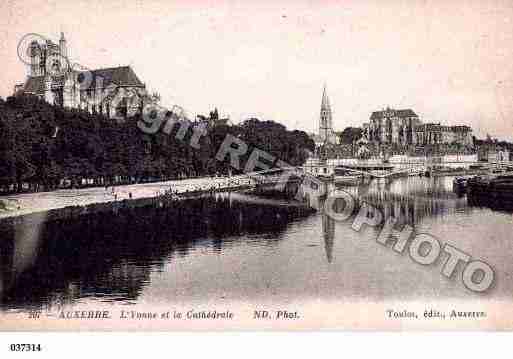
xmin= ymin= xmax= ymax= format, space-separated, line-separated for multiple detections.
xmin=319 ymin=84 xmax=334 ymax=145
xmin=321 ymin=83 xmax=330 ymax=111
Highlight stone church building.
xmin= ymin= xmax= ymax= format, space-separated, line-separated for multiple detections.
xmin=363 ymin=107 xmax=472 ymax=146
xmin=14 ymin=32 xmax=151 ymax=119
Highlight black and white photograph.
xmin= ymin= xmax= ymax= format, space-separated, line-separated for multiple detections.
xmin=1 ymin=0 xmax=513 ymax=336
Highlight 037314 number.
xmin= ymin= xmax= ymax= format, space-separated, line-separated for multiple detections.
xmin=9 ymin=344 xmax=42 ymax=352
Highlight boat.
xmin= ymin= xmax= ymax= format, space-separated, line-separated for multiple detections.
xmin=452 ymin=175 xmax=474 ymax=194
xmin=333 ymin=168 xmax=362 ymax=185
xmin=334 ymin=174 xmax=363 ymax=185
xmin=491 ymin=174 xmax=513 ymax=182
xmin=316 ymin=174 xmax=334 ymax=182
xmin=467 ymin=173 xmax=513 ymax=196
xmin=467 ymin=173 xmax=513 ymax=209
xmin=467 ymin=175 xmax=493 ymax=196
xmin=489 ymin=175 xmax=513 ymax=201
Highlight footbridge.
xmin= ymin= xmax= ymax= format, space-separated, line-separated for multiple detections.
xmin=307 ymin=160 xmax=513 ymax=180
xmin=336 ymin=164 xmax=425 ymax=179
xmin=239 ymin=167 xmax=328 ymax=208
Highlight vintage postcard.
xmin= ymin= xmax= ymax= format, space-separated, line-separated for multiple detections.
xmin=1 ymin=0 xmax=513 ymax=333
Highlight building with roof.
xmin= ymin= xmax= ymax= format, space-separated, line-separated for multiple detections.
xmin=363 ymin=107 xmax=421 ymax=145
xmin=413 ymin=123 xmax=472 ymax=145
xmin=362 ymin=107 xmax=472 ymax=145
xmin=14 ymin=32 xmax=150 ymax=119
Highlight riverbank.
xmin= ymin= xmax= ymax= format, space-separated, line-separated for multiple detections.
xmin=431 ymin=168 xmax=488 ymax=177
xmin=0 ymin=168 xmax=495 ymax=222
xmin=0 ymin=175 xmax=255 ymax=221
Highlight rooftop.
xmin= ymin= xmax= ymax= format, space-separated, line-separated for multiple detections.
xmin=22 ymin=65 xmax=144 ymax=95
xmin=370 ymin=108 xmax=418 ymax=120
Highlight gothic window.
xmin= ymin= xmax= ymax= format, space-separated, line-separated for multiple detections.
xmin=115 ymin=98 xmax=128 ymax=119
xmin=138 ymin=98 xmax=145 ymax=114
xmin=51 ymin=59 xmax=61 ymax=74
xmin=53 ymin=89 xmax=63 ymax=107
xmin=40 ymin=52 xmax=47 ymax=75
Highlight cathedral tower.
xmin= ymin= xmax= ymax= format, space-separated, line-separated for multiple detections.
xmin=29 ymin=41 xmax=41 ymax=77
xmin=59 ymin=32 xmax=67 ymax=59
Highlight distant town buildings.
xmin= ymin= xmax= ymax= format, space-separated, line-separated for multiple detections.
xmin=309 ymin=95 xmax=473 ymax=150
xmin=14 ymin=32 xmax=151 ymax=119
xmin=362 ymin=107 xmax=472 ymax=146
xmin=478 ymin=145 xmax=511 ymax=163
xmin=413 ymin=123 xmax=473 ymax=146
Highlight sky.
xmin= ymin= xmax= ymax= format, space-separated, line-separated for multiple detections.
xmin=1 ymin=0 xmax=513 ymax=140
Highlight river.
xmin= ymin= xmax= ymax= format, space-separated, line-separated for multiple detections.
xmin=1 ymin=175 xmax=512 ymax=325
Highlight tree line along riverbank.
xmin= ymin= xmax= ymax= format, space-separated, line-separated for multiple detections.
xmin=0 ymin=94 xmax=314 ymax=195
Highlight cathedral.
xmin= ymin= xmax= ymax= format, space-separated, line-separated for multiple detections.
xmin=362 ymin=107 xmax=472 ymax=146
xmin=14 ymin=32 xmax=151 ymax=119
xmin=363 ymin=107 xmax=421 ymax=145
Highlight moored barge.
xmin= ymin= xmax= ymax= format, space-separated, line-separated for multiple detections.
xmin=467 ymin=174 xmax=513 ymax=206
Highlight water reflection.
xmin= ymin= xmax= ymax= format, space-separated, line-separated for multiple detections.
xmin=333 ymin=176 xmax=471 ymax=226
xmin=319 ymin=177 xmax=468 ymax=269
xmin=1 ymin=176 xmax=512 ymax=310
xmin=322 ymin=215 xmax=335 ymax=263
xmin=0 ymin=194 xmax=313 ymax=310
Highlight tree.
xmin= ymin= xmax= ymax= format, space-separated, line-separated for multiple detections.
xmin=0 ymin=94 xmax=316 ymax=193
xmin=338 ymin=127 xmax=363 ymax=144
